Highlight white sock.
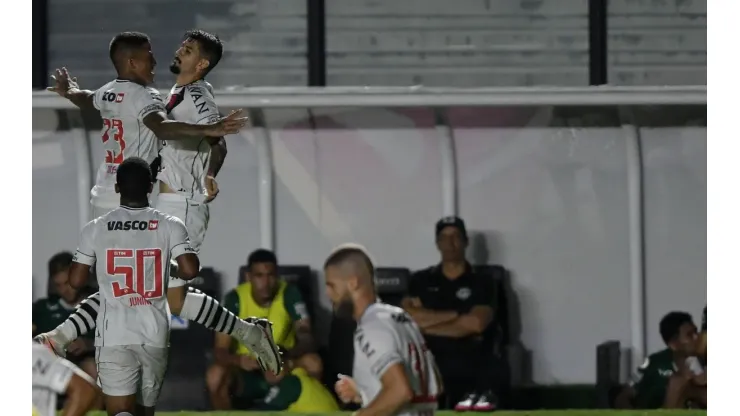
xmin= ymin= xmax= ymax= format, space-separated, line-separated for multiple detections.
xmin=179 ymin=287 xmax=260 ymax=344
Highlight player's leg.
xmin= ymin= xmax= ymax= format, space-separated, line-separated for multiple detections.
xmin=156 ymin=195 xmax=282 ymax=372
xmin=205 ymin=362 xmax=235 ymax=410
xmin=96 ymin=346 xmax=140 ymax=416
xmin=34 ymin=292 xmax=100 ymax=355
xmin=132 ymin=345 xmax=168 ymax=416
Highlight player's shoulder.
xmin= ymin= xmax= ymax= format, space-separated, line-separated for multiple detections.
xmin=358 ymin=303 xmax=406 ymax=329
xmin=151 ymin=208 xmax=185 ymax=225
xmin=185 ymin=80 xmax=215 ymax=98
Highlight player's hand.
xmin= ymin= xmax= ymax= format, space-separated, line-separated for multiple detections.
xmin=46 ymin=67 xmax=79 ymax=97
xmin=239 ymin=355 xmax=261 ymax=371
xmin=207 ymin=109 xmax=248 ymax=137
xmin=264 ymin=365 xmax=288 ymax=385
xmin=205 ymin=175 xmax=219 ymax=203
xmin=335 ymin=374 xmax=361 ymax=404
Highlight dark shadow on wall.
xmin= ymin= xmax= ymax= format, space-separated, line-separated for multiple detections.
xmin=469 ymin=231 xmax=533 ymax=386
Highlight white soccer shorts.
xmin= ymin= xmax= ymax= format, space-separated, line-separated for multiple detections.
xmin=155 ymin=193 xmax=210 ymax=288
xmin=95 ymin=345 xmax=168 ymax=407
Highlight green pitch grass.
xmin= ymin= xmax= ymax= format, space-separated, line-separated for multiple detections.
xmin=82 ymin=411 xmax=707 ymax=416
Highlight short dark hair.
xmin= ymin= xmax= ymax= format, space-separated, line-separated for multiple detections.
xmin=109 ymin=31 xmax=151 ymax=71
xmin=247 ymin=249 xmax=277 ymax=270
xmin=183 ymin=29 xmax=223 ymax=75
xmin=324 ymin=244 xmax=375 ymax=275
xmin=659 ymin=311 xmax=694 ymax=344
xmin=48 ymin=251 xmax=73 ymax=277
xmin=116 ymin=157 xmax=152 ymax=200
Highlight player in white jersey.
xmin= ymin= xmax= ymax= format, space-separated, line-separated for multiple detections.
xmin=32 ymin=343 xmax=100 ymax=416
xmin=38 ymin=31 xmax=282 ymax=375
xmin=324 ymin=244 xmax=442 ymax=416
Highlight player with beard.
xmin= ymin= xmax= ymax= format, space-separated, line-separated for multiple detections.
xmin=325 ymin=244 xmax=442 ymax=416
xmin=36 ymin=30 xmax=282 ymax=375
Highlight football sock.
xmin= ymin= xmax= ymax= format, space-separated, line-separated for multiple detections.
xmin=52 ymin=292 xmax=100 ymax=345
xmin=179 ymin=287 xmax=260 ymax=344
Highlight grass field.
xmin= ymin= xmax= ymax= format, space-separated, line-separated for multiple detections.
xmin=81 ymin=411 xmax=707 ymax=416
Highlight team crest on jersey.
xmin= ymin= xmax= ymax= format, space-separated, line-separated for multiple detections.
xmin=456 ymin=287 xmax=472 ymax=300
xmin=149 ymin=220 xmax=159 ymax=230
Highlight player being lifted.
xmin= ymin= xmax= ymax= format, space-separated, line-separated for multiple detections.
xmin=33 ymin=342 xmax=100 ymax=416
xmin=36 ymin=31 xmax=282 ymax=374
xmin=326 ymin=244 xmax=442 ymax=416
xmin=66 ymin=157 xmax=202 ymax=415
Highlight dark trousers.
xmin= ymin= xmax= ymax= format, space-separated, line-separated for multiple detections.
xmin=432 ymin=345 xmax=505 ymax=409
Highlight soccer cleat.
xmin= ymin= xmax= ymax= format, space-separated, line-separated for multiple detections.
xmin=244 ymin=318 xmax=283 ymax=374
xmin=472 ymin=391 xmax=497 ymax=412
xmin=33 ymin=334 xmax=66 ymax=358
xmin=454 ymin=392 xmax=478 ymax=412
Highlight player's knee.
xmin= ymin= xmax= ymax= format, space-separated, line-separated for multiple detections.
xmin=205 ymin=364 xmax=228 ymax=392
xmin=295 ymin=353 xmax=324 ymax=380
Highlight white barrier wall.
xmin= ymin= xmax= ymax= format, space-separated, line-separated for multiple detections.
xmin=32 ymin=87 xmax=707 ymax=384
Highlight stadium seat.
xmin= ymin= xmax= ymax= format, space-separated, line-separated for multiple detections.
xmin=595 ymin=340 xmax=622 ymax=408
xmin=374 ymin=267 xmax=411 ymax=307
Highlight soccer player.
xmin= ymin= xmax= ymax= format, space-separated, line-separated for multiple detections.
xmin=61 ymin=157 xmax=270 ymax=416
xmin=325 ymin=244 xmax=442 ymax=416
xmin=615 ymin=311 xmax=706 ymax=409
xmin=33 ymin=342 xmax=100 ymax=416
xmin=38 ymin=31 xmax=282 ymax=373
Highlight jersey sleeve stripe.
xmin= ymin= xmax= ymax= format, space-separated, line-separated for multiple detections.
xmin=73 ymin=250 xmax=95 ymax=266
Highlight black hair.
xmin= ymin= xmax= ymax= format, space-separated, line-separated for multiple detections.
xmin=659 ymin=311 xmax=694 ymax=344
xmin=324 ymin=245 xmax=375 ymax=276
xmin=116 ymin=157 xmax=152 ymax=201
xmin=247 ymin=249 xmax=278 ymax=270
xmin=109 ymin=31 xmax=151 ymax=72
xmin=183 ymin=29 xmax=223 ymax=75
xmin=48 ymin=251 xmax=73 ymax=278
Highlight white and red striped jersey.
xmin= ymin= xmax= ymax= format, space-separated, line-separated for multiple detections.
xmin=353 ymin=303 xmax=441 ymax=416
xmin=90 ymin=80 xmax=164 ymax=201
xmin=73 ymin=205 xmax=195 ymax=347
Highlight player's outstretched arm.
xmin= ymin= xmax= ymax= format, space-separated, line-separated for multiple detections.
xmin=143 ymin=109 xmax=247 ymax=140
xmin=46 ymin=68 xmax=95 ymax=109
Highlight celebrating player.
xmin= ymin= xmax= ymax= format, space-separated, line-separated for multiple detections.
xmin=325 ymin=244 xmax=442 ymax=416
xmin=33 ymin=342 xmax=100 ymax=416
xmin=37 ymin=31 xmax=282 ymax=374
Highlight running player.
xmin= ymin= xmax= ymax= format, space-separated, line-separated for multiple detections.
xmin=37 ymin=31 xmax=282 ymax=373
xmin=325 ymin=244 xmax=442 ymax=416
xmin=33 ymin=342 xmax=100 ymax=416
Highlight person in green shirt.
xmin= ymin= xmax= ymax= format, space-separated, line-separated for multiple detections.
xmin=205 ymin=249 xmax=338 ymax=412
xmin=616 ymin=311 xmax=706 ymax=409
xmin=32 ymin=252 xmax=101 ymax=409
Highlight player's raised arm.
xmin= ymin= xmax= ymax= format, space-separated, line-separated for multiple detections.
xmin=167 ymin=215 xmax=200 ymax=280
xmin=355 ymin=324 xmax=415 ymax=416
xmin=68 ymin=221 xmax=97 ymax=290
xmin=47 ymin=68 xmax=95 ymax=110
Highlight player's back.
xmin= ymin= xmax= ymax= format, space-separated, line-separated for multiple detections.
xmin=353 ymin=303 xmax=441 ymax=416
xmin=88 ymin=206 xmax=177 ymax=347
xmin=32 ymin=344 xmax=74 ymax=416
xmin=91 ymin=80 xmax=161 ymax=199
xmin=158 ymin=79 xmax=220 ymax=202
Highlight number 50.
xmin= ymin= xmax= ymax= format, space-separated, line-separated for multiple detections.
xmin=106 ymin=248 xmax=164 ymax=299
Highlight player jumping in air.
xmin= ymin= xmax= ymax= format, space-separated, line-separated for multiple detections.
xmin=33 ymin=342 xmax=100 ymax=416
xmin=325 ymin=244 xmax=442 ymax=416
xmin=64 ymin=156 xmax=203 ymax=415
xmin=36 ymin=31 xmax=282 ymax=374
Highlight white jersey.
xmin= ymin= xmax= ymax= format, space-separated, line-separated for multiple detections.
xmin=73 ymin=205 xmax=195 ymax=347
xmin=157 ymin=79 xmax=220 ymax=203
xmin=32 ymin=344 xmax=84 ymax=416
xmin=353 ymin=303 xmax=441 ymax=416
xmin=91 ymin=80 xmax=165 ymax=200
